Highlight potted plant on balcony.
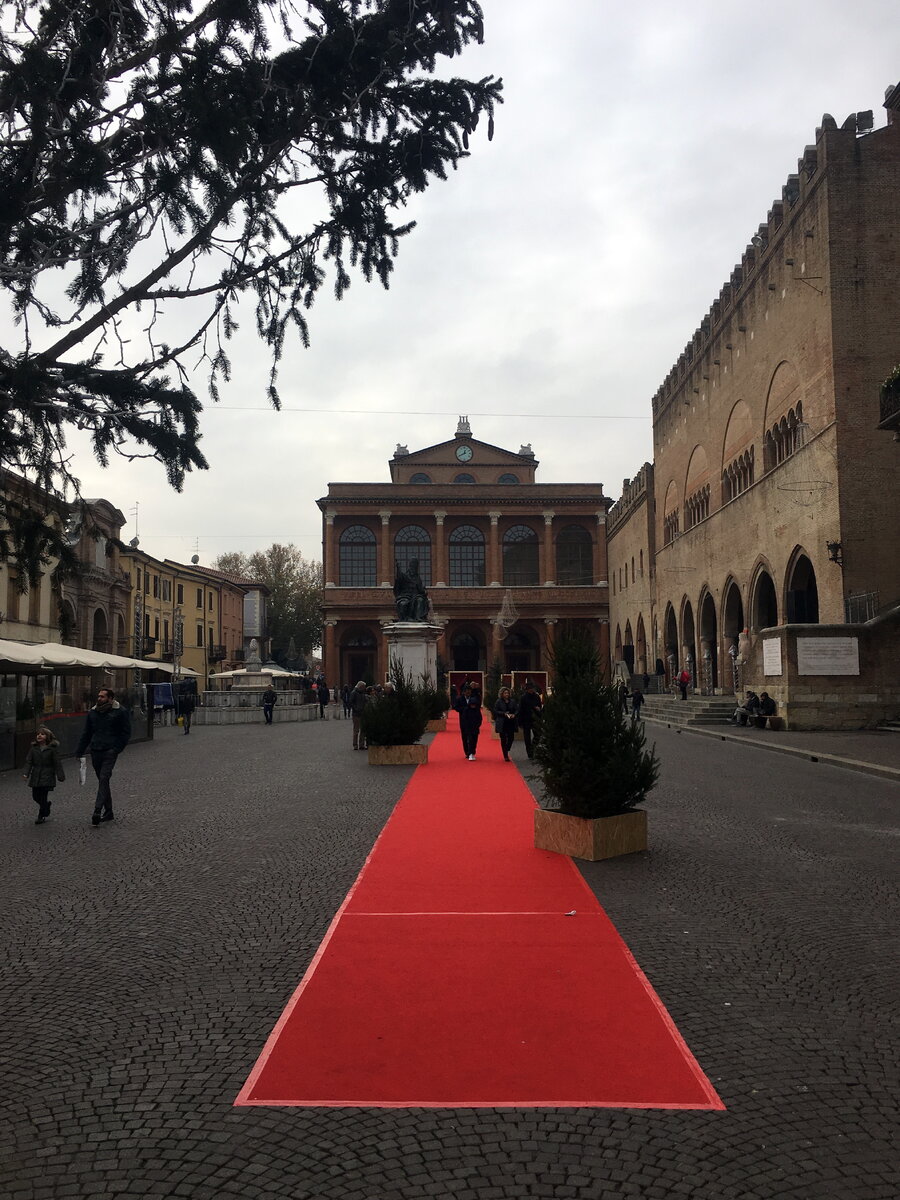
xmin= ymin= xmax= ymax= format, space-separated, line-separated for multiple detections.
xmin=533 ymin=631 xmax=659 ymax=861
xmin=362 ymin=659 xmax=430 ymax=765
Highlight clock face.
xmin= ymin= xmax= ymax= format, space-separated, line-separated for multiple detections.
xmin=456 ymin=444 xmax=473 ymax=462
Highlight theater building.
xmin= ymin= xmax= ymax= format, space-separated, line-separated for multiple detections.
xmin=318 ymin=420 xmax=613 ymax=688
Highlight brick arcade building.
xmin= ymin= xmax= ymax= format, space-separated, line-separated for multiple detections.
xmin=607 ymin=85 xmax=900 ymax=727
xmin=318 ymin=420 xmax=613 ymax=689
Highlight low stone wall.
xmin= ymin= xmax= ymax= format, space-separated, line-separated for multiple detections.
xmin=192 ymin=703 xmax=319 ymax=725
xmin=741 ymin=606 xmax=900 ymax=729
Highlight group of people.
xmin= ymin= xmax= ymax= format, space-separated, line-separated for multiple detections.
xmin=732 ymin=690 xmax=777 ymax=726
xmin=452 ymin=680 xmax=544 ymax=763
xmin=24 ymin=687 xmax=132 ymax=826
xmin=616 ymin=680 xmax=646 ymax=720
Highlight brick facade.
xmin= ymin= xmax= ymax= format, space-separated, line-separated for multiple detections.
xmin=608 ymin=92 xmax=900 ymax=727
xmin=318 ymin=422 xmax=612 ymax=688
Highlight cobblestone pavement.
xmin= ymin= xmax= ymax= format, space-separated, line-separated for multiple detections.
xmin=1 ymin=716 xmax=897 ymax=1200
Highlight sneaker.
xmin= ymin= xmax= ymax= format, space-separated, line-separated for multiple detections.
xmin=100 ymin=812 xmax=114 ymax=822
xmin=91 ymin=811 xmax=101 ymax=826
xmin=468 ymin=754 xmax=475 ymax=761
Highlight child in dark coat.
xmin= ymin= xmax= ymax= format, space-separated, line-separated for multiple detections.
xmin=459 ymin=695 xmax=483 ymax=761
xmin=23 ymin=726 xmax=65 ymax=824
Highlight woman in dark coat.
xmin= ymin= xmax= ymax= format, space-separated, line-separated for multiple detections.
xmin=23 ymin=726 xmax=65 ymax=824
xmin=493 ymin=687 xmax=518 ymax=762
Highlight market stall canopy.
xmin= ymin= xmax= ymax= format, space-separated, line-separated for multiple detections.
xmin=0 ymin=639 xmax=198 ymax=676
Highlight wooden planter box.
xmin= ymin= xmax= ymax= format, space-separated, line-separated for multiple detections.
xmin=534 ymin=808 xmax=647 ymax=862
xmin=425 ymin=718 xmax=447 ymax=733
xmin=367 ymin=744 xmax=428 ymax=766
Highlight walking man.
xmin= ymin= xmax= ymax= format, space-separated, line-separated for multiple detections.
xmin=76 ymin=687 xmax=132 ymax=826
xmin=261 ymin=683 xmax=278 ymax=724
xmin=178 ymin=687 xmax=196 ymax=734
xmin=517 ymin=681 xmax=543 ymax=760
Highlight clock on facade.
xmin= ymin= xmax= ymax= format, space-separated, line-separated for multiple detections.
xmin=455 ymin=444 xmax=474 ymax=462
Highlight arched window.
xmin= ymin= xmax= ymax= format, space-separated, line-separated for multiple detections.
xmin=409 ymin=472 xmax=432 ymax=484
xmin=556 ymin=525 xmax=592 ymax=585
xmin=449 ymin=525 xmax=485 ymax=587
xmin=498 ymin=473 xmax=520 ymax=485
xmin=394 ymin=524 xmax=432 ymax=586
xmin=454 ymin=473 xmax=475 ymax=484
xmin=503 ymin=524 xmax=538 ymax=586
xmin=339 ymin=525 xmax=377 ymax=587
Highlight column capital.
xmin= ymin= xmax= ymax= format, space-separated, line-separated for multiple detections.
xmin=323 ymin=619 xmax=337 ymax=627
xmin=543 ymin=616 xmax=558 ymax=625
xmin=596 ymin=511 xmax=607 ymax=525
xmin=433 ymin=509 xmax=447 ymax=525
xmin=488 ymin=511 xmax=502 ymax=525
xmin=324 ymin=508 xmax=336 ymax=525
xmin=543 ymin=510 xmax=555 ymax=525
xmin=378 ymin=509 xmax=392 ymax=525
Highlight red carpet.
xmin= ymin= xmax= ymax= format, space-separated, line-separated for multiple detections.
xmin=235 ymin=719 xmax=724 ymax=1109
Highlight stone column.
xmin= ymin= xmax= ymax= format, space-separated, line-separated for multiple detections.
xmin=433 ymin=510 xmax=447 ymax=587
xmin=324 ymin=619 xmax=337 ymax=684
xmin=594 ymin=511 xmax=608 ymax=586
xmin=488 ymin=511 xmax=502 ymax=587
xmin=543 ymin=616 xmax=558 ymax=667
xmin=378 ymin=510 xmax=392 ymax=588
xmin=324 ymin=509 xmax=337 ymax=588
xmin=542 ymin=511 xmax=555 ymax=586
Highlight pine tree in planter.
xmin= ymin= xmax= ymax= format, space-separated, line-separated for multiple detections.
xmin=533 ymin=632 xmax=659 ymax=860
xmin=362 ymin=659 xmax=430 ymax=765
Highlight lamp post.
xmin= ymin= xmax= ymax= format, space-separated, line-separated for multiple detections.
xmin=174 ymin=606 xmax=184 ymax=683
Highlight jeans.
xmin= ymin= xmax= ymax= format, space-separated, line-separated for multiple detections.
xmin=263 ymin=704 xmax=274 ymax=724
xmin=90 ymin=748 xmax=119 ymax=814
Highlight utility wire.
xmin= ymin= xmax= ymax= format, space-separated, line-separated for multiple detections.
xmin=214 ymin=405 xmax=647 ymax=419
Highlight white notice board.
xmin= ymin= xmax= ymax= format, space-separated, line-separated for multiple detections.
xmin=796 ymin=636 xmax=860 ymax=676
xmin=763 ymin=639 xmax=782 ymax=676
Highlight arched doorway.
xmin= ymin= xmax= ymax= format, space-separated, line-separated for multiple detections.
xmin=786 ymin=552 xmax=819 ymax=623
xmin=623 ymin=620 xmax=634 ymax=674
xmin=663 ymin=604 xmax=678 ymax=683
xmin=341 ymin=628 xmax=377 ymax=685
xmin=722 ymin=579 xmax=744 ymax=694
xmin=752 ymin=568 xmax=778 ymax=631
xmin=699 ymin=592 xmax=718 ymax=693
xmin=91 ymin=608 xmax=108 ymax=653
xmin=614 ymin=624 xmax=623 ymax=663
xmin=503 ymin=626 xmax=538 ymax=673
xmin=450 ymin=629 xmax=483 ymax=672
xmin=681 ymin=599 xmax=696 ymax=682
xmin=635 ymin=615 xmax=647 ymax=676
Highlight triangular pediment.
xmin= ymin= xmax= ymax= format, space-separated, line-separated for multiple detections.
xmin=396 ymin=438 xmax=534 ymax=466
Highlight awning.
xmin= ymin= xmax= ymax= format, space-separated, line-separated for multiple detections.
xmin=210 ymin=666 xmax=300 ymax=679
xmin=0 ymin=638 xmax=198 ymax=676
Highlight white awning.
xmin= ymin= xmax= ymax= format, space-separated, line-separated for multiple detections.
xmin=0 ymin=639 xmax=198 ymax=676
xmin=209 ymin=666 xmax=300 ymax=679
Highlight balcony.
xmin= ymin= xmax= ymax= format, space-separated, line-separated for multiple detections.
xmin=233 ymin=647 xmax=246 ymax=662
xmin=142 ymin=637 xmax=157 ymax=656
xmin=208 ymin=644 xmax=227 ymax=663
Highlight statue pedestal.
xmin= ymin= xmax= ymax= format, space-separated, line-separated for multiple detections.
xmin=383 ymin=622 xmax=443 ymax=688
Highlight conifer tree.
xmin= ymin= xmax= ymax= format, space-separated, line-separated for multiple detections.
xmin=535 ymin=632 xmax=660 ymax=819
xmin=0 ymin=1 xmax=502 ymax=560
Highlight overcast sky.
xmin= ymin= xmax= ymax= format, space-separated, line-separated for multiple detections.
xmin=63 ymin=0 xmax=898 ymax=568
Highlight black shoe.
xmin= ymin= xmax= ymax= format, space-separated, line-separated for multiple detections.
xmin=91 ymin=811 xmax=101 ymax=826
xmin=35 ymin=815 xmax=46 ymax=824
xmin=100 ymin=811 xmax=114 ymax=822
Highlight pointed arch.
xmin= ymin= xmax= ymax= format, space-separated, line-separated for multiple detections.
xmin=785 ymin=547 xmax=819 ymax=623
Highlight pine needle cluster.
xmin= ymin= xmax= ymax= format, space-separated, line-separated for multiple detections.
xmin=360 ymin=658 xmax=429 ymax=747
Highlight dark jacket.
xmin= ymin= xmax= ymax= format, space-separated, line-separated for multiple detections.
xmin=349 ymin=687 xmax=368 ymax=716
xmin=24 ymin=739 xmax=66 ymax=788
xmin=178 ymin=691 xmax=196 ymax=715
xmin=459 ymin=700 xmax=483 ymax=733
xmin=318 ymin=686 xmax=330 ymax=704
xmin=261 ymin=688 xmax=277 ymax=708
xmin=758 ymin=695 xmax=777 ymax=717
xmin=493 ymin=696 xmax=518 ymax=733
xmin=517 ymin=690 xmax=542 ymax=728
xmin=76 ymin=702 xmax=131 ymax=756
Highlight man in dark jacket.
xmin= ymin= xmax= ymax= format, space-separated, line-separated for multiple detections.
xmin=517 ymin=681 xmax=543 ymax=760
xmin=76 ymin=688 xmax=132 ymax=825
